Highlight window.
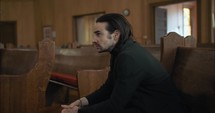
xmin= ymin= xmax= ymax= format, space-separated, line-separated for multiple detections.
xmin=74 ymin=13 xmax=104 ymax=45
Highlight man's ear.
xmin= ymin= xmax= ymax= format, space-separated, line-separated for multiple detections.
xmin=113 ymin=30 xmax=120 ymax=41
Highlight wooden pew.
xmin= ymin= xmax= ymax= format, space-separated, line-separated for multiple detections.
xmin=172 ymin=47 xmax=215 ymax=113
xmin=77 ymin=68 xmax=109 ymax=97
xmin=48 ymin=46 xmax=110 ymax=101
xmin=53 ymin=47 xmax=110 ymax=77
xmin=160 ymin=32 xmax=215 ymax=113
xmin=144 ymin=45 xmax=161 ymax=61
xmin=0 ymin=39 xmax=55 ymax=113
xmin=160 ymin=32 xmax=198 ymax=74
xmin=49 ymin=45 xmax=161 ymax=103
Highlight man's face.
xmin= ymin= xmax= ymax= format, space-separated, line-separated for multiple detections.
xmin=92 ymin=22 xmax=119 ymax=53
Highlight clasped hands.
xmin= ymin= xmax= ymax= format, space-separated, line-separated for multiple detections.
xmin=61 ymin=97 xmax=88 ymax=113
xmin=61 ymin=99 xmax=81 ymax=113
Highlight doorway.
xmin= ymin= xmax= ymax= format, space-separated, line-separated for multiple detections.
xmin=0 ymin=21 xmax=17 ymax=48
xmin=74 ymin=13 xmax=104 ymax=46
xmin=154 ymin=1 xmax=197 ymax=44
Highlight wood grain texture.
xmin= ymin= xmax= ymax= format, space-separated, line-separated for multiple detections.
xmin=0 ymin=38 xmax=55 ymax=113
xmin=160 ymin=32 xmax=215 ymax=113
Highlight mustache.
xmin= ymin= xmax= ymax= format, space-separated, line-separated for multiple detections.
xmin=92 ymin=42 xmax=107 ymax=53
xmin=92 ymin=42 xmax=100 ymax=47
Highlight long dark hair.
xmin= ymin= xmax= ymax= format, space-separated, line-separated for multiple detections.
xmin=96 ymin=13 xmax=134 ymax=46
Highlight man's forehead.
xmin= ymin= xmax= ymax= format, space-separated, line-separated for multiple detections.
xmin=93 ymin=22 xmax=107 ymax=31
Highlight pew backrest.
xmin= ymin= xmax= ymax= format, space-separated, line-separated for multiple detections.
xmin=160 ymin=32 xmax=197 ymax=74
xmin=160 ymin=32 xmax=215 ymax=113
xmin=54 ymin=48 xmax=110 ymax=75
xmin=0 ymin=49 xmax=37 ymax=75
xmin=172 ymin=47 xmax=215 ymax=113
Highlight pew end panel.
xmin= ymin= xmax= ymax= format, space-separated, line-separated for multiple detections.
xmin=160 ymin=32 xmax=185 ymax=74
xmin=160 ymin=32 xmax=197 ymax=74
xmin=26 ymin=39 xmax=55 ymax=112
xmin=160 ymin=32 xmax=214 ymax=113
xmin=184 ymin=36 xmax=197 ymax=47
xmin=0 ymin=75 xmax=27 ymax=113
xmin=172 ymin=47 xmax=215 ymax=113
xmin=0 ymin=38 xmax=55 ymax=113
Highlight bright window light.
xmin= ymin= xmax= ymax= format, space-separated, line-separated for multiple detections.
xmin=183 ymin=8 xmax=191 ymax=37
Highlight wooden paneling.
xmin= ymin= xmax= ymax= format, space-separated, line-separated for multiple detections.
xmin=0 ymin=39 xmax=55 ymax=113
xmin=0 ymin=1 xmax=35 ymax=47
xmin=0 ymin=0 xmax=213 ymax=48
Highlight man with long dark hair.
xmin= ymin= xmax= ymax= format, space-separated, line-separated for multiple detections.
xmin=61 ymin=13 xmax=188 ymax=113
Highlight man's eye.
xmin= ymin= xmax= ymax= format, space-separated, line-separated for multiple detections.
xmin=96 ymin=33 xmax=101 ymax=36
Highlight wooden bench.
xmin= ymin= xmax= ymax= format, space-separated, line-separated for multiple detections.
xmin=48 ymin=46 xmax=110 ymax=102
xmin=0 ymin=39 xmax=55 ymax=113
xmin=48 ymin=45 xmax=162 ymax=105
xmin=160 ymin=32 xmax=215 ymax=113
xmin=160 ymin=32 xmax=197 ymax=74
xmin=144 ymin=45 xmax=161 ymax=61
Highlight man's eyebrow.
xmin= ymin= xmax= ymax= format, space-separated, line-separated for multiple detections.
xmin=94 ymin=30 xmax=100 ymax=34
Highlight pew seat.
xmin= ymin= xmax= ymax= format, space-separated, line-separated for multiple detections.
xmin=50 ymin=72 xmax=77 ymax=88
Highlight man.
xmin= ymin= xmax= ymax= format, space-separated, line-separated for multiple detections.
xmin=61 ymin=13 xmax=188 ymax=113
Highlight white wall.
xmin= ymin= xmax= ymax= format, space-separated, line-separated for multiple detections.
xmin=166 ymin=4 xmax=183 ymax=35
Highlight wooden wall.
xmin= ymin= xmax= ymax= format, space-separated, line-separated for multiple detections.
xmin=0 ymin=0 xmax=35 ymax=47
xmin=0 ymin=0 xmax=213 ymax=48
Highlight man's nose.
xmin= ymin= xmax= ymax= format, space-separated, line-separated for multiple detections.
xmin=92 ymin=37 xmax=96 ymax=44
xmin=92 ymin=36 xmax=97 ymax=43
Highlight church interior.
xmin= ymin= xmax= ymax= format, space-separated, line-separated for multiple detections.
xmin=0 ymin=0 xmax=214 ymax=113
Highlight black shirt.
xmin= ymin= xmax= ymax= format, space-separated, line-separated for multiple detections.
xmin=79 ymin=39 xmax=188 ymax=113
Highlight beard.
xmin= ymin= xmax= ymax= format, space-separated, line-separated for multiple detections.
xmin=94 ymin=44 xmax=110 ymax=53
xmin=93 ymin=35 xmax=115 ymax=53
xmin=97 ymin=44 xmax=115 ymax=53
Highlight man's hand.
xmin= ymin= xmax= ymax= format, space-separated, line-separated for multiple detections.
xmin=61 ymin=97 xmax=89 ymax=113
xmin=61 ymin=105 xmax=79 ymax=113
xmin=61 ymin=99 xmax=81 ymax=108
